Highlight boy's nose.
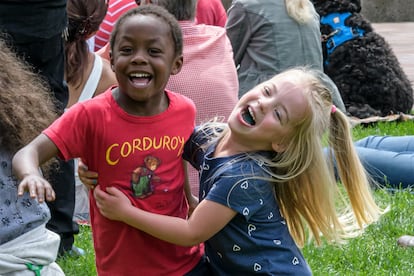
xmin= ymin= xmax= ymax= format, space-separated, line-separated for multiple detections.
xmin=131 ymin=51 xmax=148 ymax=64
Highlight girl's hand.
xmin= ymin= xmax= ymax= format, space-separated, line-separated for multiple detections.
xmin=94 ymin=185 xmax=132 ymax=221
xmin=78 ymin=159 xmax=98 ymax=189
xmin=17 ymin=174 xmax=55 ymax=203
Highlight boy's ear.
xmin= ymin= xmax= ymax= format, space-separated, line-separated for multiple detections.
xmin=170 ymin=55 xmax=183 ymax=75
xmin=109 ymin=51 xmax=115 ymax=72
xmin=271 ymin=141 xmax=287 ymax=153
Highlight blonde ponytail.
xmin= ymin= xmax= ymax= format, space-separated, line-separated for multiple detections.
xmin=329 ymin=109 xmax=383 ymax=228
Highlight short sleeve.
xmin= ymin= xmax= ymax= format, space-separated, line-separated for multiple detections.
xmin=206 ymin=167 xmax=275 ymax=220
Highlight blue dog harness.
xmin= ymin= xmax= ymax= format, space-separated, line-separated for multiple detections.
xmin=320 ymin=12 xmax=365 ymax=62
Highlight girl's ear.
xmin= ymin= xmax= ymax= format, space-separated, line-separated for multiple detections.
xmin=271 ymin=141 xmax=287 ymax=153
xmin=170 ymin=55 xmax=183 ymax=75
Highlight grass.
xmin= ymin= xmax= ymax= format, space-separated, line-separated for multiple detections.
xmin=58 ymin=121 xmax=414 ymax=275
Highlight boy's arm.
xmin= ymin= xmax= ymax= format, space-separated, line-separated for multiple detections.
xmin=94 ymin=185 xmax=236 ymax=246
xmin=12 ymin=133 xmax=59 ymax=202
xmin=183 ymin=160 xmax=198 ymax=216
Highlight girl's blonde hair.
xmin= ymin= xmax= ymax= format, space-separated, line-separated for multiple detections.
xmin=285 ymin=0 xmax=319 ymax=24
xmin=200 ymin=67 xmax=383 ymax=247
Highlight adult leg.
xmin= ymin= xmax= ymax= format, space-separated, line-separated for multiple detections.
xmin=354 ymin=135 xmax=414 ymax=188
xmin=326 ymin=135 xmax=414 ymax=188
xmin=354 ymin=135 xmax=414 ymax=152
xmin=355 ymin=146 xmax=414 ymax=188
xmin=46 ymin=159 xmax=80 ymax=256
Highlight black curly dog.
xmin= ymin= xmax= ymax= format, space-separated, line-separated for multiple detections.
xmin=311 ymin=0 xmax=413 ymax=118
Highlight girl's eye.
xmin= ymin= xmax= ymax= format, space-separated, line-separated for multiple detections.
xmin=264 ymin=86 xmax=271 ymax=96
xmin=274 ymin=109 xmax=281 ymax=121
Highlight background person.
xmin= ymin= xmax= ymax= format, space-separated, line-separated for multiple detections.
xmin=0 ymin=0 xmax=83 ymax=257
xmin=225 ymin=0 xmax=345 ymax=113
xmin=0 ymin=38 xmax=64 ymax=276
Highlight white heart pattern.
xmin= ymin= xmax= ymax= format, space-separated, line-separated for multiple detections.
xmin=248 ymin=224 xmax=256 ymax=236
xmin=273 ymin=239 xmax=281 ymax=245
xmin=292 ymin=257 xmax=300 ymax=265
xmin=240 ymin=181 xmax=249 ymax=189
xmin=233 ymin=244 xmax=241 ymax=251
xmin=254 ymin=263 xmax=262 ymax=271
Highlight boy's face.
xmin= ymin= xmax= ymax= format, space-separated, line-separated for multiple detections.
xmin=110 ymin=14 xmax=183 ymax=111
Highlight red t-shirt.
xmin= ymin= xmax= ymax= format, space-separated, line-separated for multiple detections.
xmin=44 ymin=89 xmax=202 ymax=275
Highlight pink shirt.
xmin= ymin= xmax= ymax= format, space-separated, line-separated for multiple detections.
xmin=167 ymin=21 xmax=239 ymax=194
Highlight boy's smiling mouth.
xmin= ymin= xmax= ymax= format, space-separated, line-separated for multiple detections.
xmin=130 ymin=72 xmax=152 ymax=87
xmin=241 ymin=106 xmax=256 ymax=126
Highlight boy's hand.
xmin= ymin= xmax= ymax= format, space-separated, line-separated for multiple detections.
xmin=94 ymin=185 xmax=132 ymax=221
xmin=78 ymin=159 xmax=98 ymax=189
xmin=17 ymin=174 xmax=55 ymax=203
xmin=187 ymin=194 xmax=199 ymax=217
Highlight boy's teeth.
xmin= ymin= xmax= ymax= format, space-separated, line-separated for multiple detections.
xmin=130 ymin=73 xmax=150 ymax=78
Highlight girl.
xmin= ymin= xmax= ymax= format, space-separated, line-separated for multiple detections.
xmin=65 ymin=0 xmax=117 ymax=108
xmin=92 ymin=67 xmax=384 ymax=274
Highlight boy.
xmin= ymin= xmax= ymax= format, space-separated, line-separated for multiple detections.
xmin=13 ymin=5 xmax=205 ymax=276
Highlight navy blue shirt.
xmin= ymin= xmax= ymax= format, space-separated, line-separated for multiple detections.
xmin=184 ymin=128 xmax=312 ymax=275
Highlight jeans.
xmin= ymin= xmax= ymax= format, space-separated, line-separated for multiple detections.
xmin=354 ymin=135 xmax=414 ymax=189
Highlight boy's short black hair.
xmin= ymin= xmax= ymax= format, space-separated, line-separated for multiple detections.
xmin=110 ymin=5 xmax=183 ymax=56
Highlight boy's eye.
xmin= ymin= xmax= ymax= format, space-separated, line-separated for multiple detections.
xmin=148 ymin=48 xmax=162 ymax=55
xmin=119 ymin=47 xmax=133 ymax=54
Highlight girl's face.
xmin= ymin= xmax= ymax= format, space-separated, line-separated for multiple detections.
xmin=110 ymin=14 xmax=182 ymax=114
xmin=227 ymin=73 xmax=309 ymax=152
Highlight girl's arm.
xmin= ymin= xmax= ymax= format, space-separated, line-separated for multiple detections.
xmin=12 ymin=133 xmax=59 ymax=202
xmin=94 ymin=185 xmax=236 ymax=246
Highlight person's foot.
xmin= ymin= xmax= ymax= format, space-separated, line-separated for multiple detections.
xmin=397 ymin=235 xmax=414 ymax=247
xmin=59 ymin=245 xmax=85 ymax=258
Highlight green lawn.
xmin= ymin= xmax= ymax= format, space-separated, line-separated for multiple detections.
xmin=58 ymin=121 xmax=414 ymax=275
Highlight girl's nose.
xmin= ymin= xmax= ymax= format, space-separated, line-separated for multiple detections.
xmin=257 ymin=97 xmax=271 ymax=114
